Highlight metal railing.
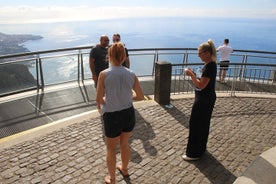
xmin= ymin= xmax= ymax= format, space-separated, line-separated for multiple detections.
xmin=0 ymin=47 xmax=276 ymax=97
xmin=171 ymin=63 xmax=276 ymax=96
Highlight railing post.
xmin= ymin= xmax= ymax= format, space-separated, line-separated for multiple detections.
xmin=38 ymin=56 xmax=44 ymax=91
xmin=154 ymin=61 xmax=171 ymax=105
xmin=152 ymin=50 xmax=158 ymax=76
xmin=77 ymin=51 xmax=80 ymax=82
xmin=231 ymin=65 xmax=239 ymax=96
xmin=240 ymin=54 xmax=248 ymax=80
xmin=272 ymin=67 xmax=276 ymax=83
xmin=35 ymin=56 xmax=40 ymax=91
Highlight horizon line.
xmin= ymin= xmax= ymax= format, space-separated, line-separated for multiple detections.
xmin=1 ymin=16 xmax=276 ymax=24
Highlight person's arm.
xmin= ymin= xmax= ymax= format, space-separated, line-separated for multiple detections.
xmin=96 ymin=72 xmax=105 ymax=109
xmin=89 ymin=57 xmax=98 ymax=82
xmin=132 ymin=75 xmax=145 ymax=101
xmin=125 ymin=48 xmax=130 ymax=68
xmin=125 ymin=57 xmax=130 ymax=68
xmin=185 ymin=69 xmax=210 ymax=90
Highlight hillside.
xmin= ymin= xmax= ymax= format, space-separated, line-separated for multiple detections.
xmin=0 ymin=32 xmax=42 ymax=94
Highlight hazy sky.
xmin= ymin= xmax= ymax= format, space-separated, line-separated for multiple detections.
xmin=1 ymin=0 xmax=276 ymax=23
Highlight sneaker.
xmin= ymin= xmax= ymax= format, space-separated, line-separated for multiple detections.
xmin=182 ymin=155 xmax=200 ymax=161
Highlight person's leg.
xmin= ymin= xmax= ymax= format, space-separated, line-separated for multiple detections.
xmin=106 ymin=136 xmax=120 ymax=183
xmin=117 ymin=107 xmax=135 ymax=176
xmin=219 ymin=69 xmax=222 ymax=81
xmin=118 ymin=132 xmax=131 ymax=175
xmin=222 ymin=70 xmax=226 ymax=82
xmin=221 ymin=61 xmax=229 ymax=82
xmin=186 ymin=100 xmax=202 ymax=158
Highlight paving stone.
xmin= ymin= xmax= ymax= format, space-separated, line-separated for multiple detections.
xmin=0 ymin=97 xmax=275 ymax=183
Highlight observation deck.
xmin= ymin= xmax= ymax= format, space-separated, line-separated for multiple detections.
xmin=0 ymin=47 xmax=275 ymax=183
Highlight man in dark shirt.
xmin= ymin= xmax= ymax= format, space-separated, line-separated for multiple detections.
xmin=89 ymin=35 xmax=110 ymax=87
xmin=112 ymin=33 xmax=130 ymax=68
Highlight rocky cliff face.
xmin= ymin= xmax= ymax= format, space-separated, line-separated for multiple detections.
xmin=0 ymin=64 xmax=37 ymax=94
xmin=0 ymin=32 xmax=42 ymax=94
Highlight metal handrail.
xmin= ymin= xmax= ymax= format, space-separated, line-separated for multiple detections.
xmin=171 ymin=62 xmax=276 ymax=96
xmin=1 ymin=47 xmax=276 ymax=60
xmin=0 ymin=47 xmax=276 ymax=97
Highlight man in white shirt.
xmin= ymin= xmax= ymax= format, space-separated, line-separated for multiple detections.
xmin=217 ymin=39 xmax=233 ymax=83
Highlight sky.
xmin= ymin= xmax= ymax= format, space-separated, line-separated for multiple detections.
xmin=0 ymin=0 xmax=276 ymax=24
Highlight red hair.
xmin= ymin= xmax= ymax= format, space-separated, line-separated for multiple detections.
xmin=108 ymin=42 xmax=126 ymax=65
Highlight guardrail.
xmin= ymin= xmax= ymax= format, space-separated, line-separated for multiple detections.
xmin=171 ymin=63 xmax=276 ymax=96
xmin=0 ymin=47 xmax=276 ymax=97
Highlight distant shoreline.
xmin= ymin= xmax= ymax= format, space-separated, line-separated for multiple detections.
xmin=0 ymin=32 xmax=43 ymax=56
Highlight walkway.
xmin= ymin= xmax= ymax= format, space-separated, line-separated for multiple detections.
xmin=0 ymin=94 xmax=275 ymax=183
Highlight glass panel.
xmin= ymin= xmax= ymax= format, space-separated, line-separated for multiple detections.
xmin=0 ymin=59 xmax=37 ymax=94
xmin=129 ymin=55 xmax=154 ymax=76
xmin=40 ymin=55 xmax=78 ymax=85
xmin=83 ymin=54 xmax=91 ymax=80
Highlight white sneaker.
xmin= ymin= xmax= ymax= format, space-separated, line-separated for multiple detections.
xmin=182 ymin=155 xmax=200 ymax=161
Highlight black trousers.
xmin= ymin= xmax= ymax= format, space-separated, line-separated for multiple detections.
xmin=186 ymin=95 xmax=216 ymax=158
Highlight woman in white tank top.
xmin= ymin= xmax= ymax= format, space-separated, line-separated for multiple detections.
xmin=96 ymin=42 xmax=145 ymax=184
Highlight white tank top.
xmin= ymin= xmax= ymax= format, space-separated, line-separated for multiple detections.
xmin=102 ymin=66 xmax=135 ymax=113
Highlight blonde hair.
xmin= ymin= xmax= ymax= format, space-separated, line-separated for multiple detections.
xmin=199 ymin=39 xmax=217 ymax=62
xmin=108 ymin=42 xmax=126 ymax=65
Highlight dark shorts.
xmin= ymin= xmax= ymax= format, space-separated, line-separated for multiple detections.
xmin=103 ymin=106 xmax=135 ymax=138
xmin=220 ymin=61 xmax=230 ymax=70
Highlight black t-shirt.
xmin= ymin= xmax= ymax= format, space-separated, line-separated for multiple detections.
xmin=89 ymin=45 xmax=108 ymax=76
xmin=196 ymin=61 xmax=217 ymax=99
xmin=122 ymin=47 xmax=129 ymax=67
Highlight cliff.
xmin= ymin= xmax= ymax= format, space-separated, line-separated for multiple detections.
xmin=0 ymin=32 xmax=42 ymax=94
xmin=0 ymin=64 xmax=37 ymax=94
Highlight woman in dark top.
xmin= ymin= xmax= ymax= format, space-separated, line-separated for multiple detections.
xmin=183 ymin=39 xmax=217 ymax=161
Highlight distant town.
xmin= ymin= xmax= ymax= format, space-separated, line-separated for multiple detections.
xmin=0 ymin=32 xmax=42 ymax=56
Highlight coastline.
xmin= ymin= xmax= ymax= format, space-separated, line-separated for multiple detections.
xmin=0 ymin=32 xmax=42 ymax=58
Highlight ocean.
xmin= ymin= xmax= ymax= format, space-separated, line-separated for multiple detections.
xmin=1 ymin=17 xmax=276 ymax=52
xmin=1 ymin=17 xmax=276 ymax=84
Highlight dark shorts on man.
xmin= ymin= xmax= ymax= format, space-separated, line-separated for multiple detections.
xmin=220 ymin=60 xmax=230 ymax=70
xmin=103 ymin=106 xmax=135 ymax=138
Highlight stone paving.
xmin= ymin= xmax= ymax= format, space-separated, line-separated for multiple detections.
xmin=0 ymin=96 xmax=275 ymax=184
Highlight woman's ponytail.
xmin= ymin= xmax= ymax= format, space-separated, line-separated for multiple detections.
xmin=207 ymin=39 xmax=217 ymax=62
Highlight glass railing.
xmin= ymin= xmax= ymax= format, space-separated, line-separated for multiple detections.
xmin=0 ymin=47 xmax=275 ymax=97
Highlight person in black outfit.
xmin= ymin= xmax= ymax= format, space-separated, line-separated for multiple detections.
xmin=89 ymin=35 xmax=110 ymax=87
xmin=112 ymin=33 xmax=130 ymax=68
xmin=183 ymin=39 xmax=217 ymax=161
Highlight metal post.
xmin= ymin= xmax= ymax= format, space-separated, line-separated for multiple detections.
xmin=154 ymin=61 xmax=171 ymax=105
xmin=38 ymin=57 xmax=44 ymax=91
xmin=231 ymin=65 xmax=239 ymax=97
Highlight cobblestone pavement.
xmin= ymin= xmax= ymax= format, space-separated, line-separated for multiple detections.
xmin=0 ymin=96 xmax=275 ymax=184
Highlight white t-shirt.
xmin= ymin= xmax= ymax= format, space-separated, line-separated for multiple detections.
xmin=217 ymin=44 xmax=233 ymax=61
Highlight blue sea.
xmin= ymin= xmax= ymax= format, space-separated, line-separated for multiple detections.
xmin=1 ymin=17 xmax=276 ymax=83
xmin=1 ymin=17 xmax=276 ymax=52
